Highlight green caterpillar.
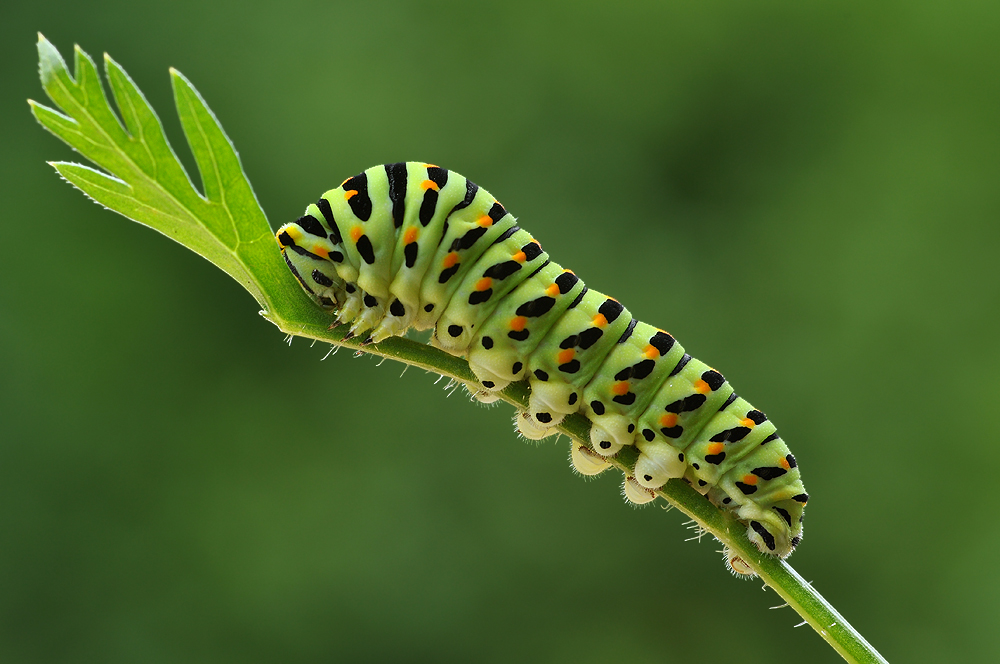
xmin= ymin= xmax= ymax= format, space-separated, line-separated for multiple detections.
xmin=276 ymin=162 xmax=807 ymax=559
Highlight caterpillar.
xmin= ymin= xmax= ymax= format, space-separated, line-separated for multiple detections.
xmin=275 ymin=162 xmax=807 ymax=559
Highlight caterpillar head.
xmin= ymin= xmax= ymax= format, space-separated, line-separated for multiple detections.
xmin=276 ymin=222 xmax=347 ymax=310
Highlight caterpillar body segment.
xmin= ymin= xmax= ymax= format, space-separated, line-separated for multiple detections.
xmin=581 ymin=322 xmax=687 ymax=455
xmin=468 ymin=262 xmax=587 ymax=394
xmin=523 ymin=289 xmax=634 ymax=440
xmin=433 ymin=228 xmax=549 ymax=355
xmin=276 ymin=162 xmax=806 ymax=559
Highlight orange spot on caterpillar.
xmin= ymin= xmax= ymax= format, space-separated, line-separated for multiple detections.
xmin=512 ymin=251 xmax=527 ymax=263
xmin=344 ymin=190 xmax=358 ymax=200
xmin=592 ymin=314 xmax=608 ymax=327
xmin=780 ymin=457 xmax=791 ymax=470
xmin=740 ymin=418 xmax=756 ymax=428
xmin=611 ymin=381 xmax=630 ymax=396
xmin=742 ymin=474 xmax=758 ymax=486
xmin=403 ymin=228 xmax=418 ymax=244
xmin=442 ymin=252 xmax=459 ymax=268
xmin=425 ymin=163 xmax=438 ymax=169
xmin=707 ymin=442 xmax=725 ymax=455
xmin=476 ymin=215 xmax=493 ymax=227
xmin=475 ymin=277 xmax=492 ymax=291
xmin=694 ymin=380 xmax=711 ymax=394
xmin=545 ymin=284 xmax=560 ymax=296
xmin=659 ymin=413 xmax=678 ymax=428
xmin=420 ymin=180 xmax=439 ymax=191
xmin=509 ymin=316 xmax=527 ymax=331
xmin=350 ymin=226 xmax=363 ymax=242
xmin=312 ymin=246 xmax=329 ymax=259
xmin=557 ymin=348 xmax=575 ymax=364
xmin=643 ymin=344 xmax=659 ymax=359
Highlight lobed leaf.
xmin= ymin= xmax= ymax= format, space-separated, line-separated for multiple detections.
xmin=30 ymin=34 xmax=280 ymax=311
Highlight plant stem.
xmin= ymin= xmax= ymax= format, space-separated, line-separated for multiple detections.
xmin=265 ymin=307 xmax=889 ymax=664
xmin=261 ymin=308 xmax=886 ymax=664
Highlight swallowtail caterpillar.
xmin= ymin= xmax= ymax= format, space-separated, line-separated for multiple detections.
xmin=276 ymin=162 xmax=807 ymax=560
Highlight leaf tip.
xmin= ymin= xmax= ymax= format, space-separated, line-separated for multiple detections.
xmin=168 ymin=67 xmax=191 ymax=86
xmin=36 ymin=34 xmax=67 ymax=86
xmin=103 ymin=52 xmax=126 ymax=80
xmin=168 ymin=67 xmax=191 ymax=96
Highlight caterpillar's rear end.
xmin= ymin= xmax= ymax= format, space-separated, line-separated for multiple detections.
xmin=276 ymin=162 xmax=806 ymax=560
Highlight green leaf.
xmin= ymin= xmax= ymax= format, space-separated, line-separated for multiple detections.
xmin=31 ymin=33 xmax=283 ymax=314
xmin=30 ymin=35 xmax=887 ymax=664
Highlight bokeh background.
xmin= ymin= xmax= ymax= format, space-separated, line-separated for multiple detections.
xmin=3 ymin=1 xmax=998 ymax=662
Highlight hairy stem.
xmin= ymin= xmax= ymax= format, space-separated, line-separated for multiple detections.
xmin=267 ymin=308 xmax=886 ymax=664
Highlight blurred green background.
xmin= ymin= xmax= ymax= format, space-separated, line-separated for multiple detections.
xmin=3 ymin=1 xmax=998 ymax=662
